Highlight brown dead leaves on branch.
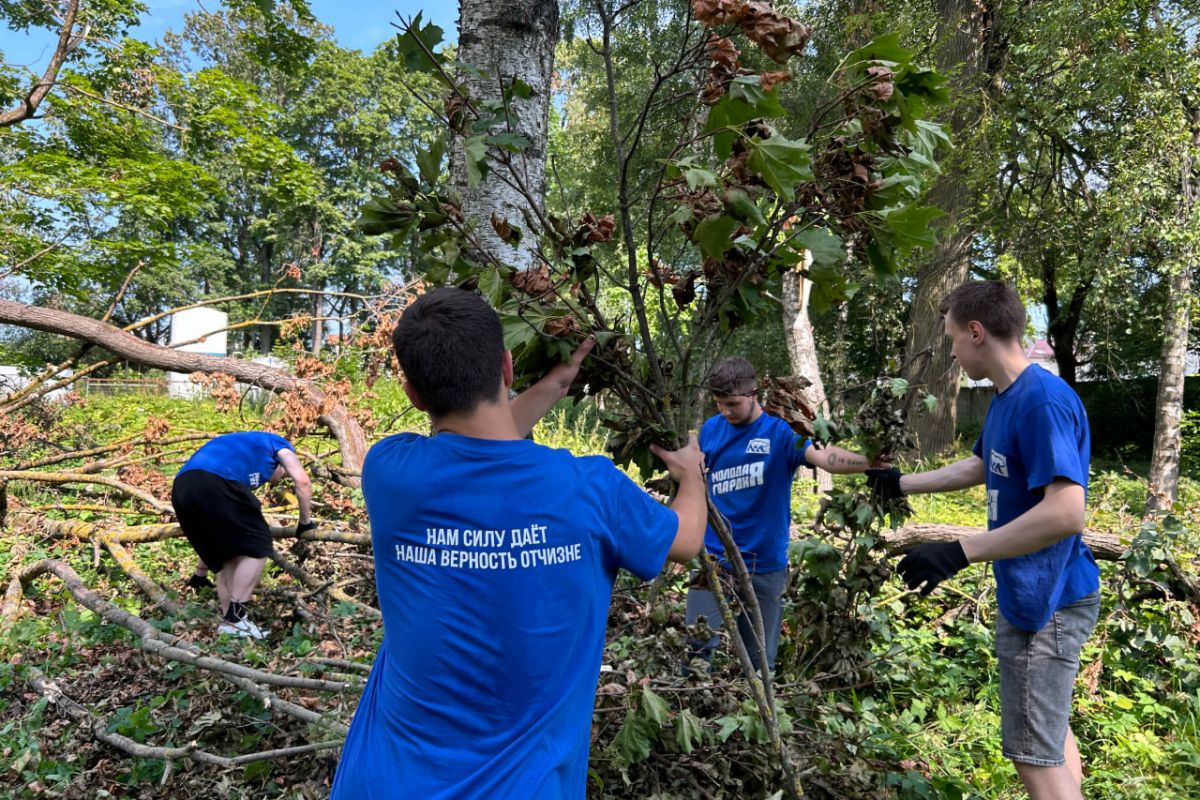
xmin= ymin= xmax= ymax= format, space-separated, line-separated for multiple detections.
xmin=762 ymin=376 xmax=817 ymax=436
xmin=694 ymin=0 xmax=812 ymax=63
xmin=703 ymin=32 xmax=792 ymax=107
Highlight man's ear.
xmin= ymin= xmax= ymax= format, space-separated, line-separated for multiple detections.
xmin=968 ymin=320 xmax=987 ymax=345
xmin=501 ymin=350 xmax=514 ymax=389
xmin=402 ymin=379 xmax=428 ymax=411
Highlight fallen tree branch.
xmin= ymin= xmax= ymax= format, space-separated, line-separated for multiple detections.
xmin=270 ymin=548 xmax=380 ymax=618
xmin=877 ymin=523 xmax=1125 ymax=561
xmin=7 ymin=511 xmax=370 ymax=546
xmin=15 ymin=433 xmax=215 ymax=471
xmin=4 ymin=559 xmax=353 ymax=734
xmin=0 ymin=298 xmax=368 ymax=477
xmin=0 ymin=470 xmax=172 ymax=515
xmin=25 ymin=664 xmax=342 ymax=769
xmin=100 ymin=535 xmax=181 ymax=615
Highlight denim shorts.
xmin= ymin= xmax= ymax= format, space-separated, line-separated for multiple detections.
xmin=996 ymin=593 xmax=1100 ymax=766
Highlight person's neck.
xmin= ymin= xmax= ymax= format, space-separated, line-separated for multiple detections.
xmin=986 ymin=344 xmax=1032 ymax=393
xmin=746 ymin=403 xmax=763 ymax=424
xmin=431 ymin=396 xmax=522 ymax=441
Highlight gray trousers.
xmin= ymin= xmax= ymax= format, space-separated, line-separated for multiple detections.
xmin=684 ymin=569 xmax=787 ymax=672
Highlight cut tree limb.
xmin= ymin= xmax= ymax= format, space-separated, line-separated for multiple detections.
xmin=6 ymin=510 xmax=371 ymax=546
xmin=99 ymin=535 xmax=181 ymax=615
xmin=878 ymin=523 xmax=1125 ymax=561
xmin=5 ymin=559 xmax=354 ymax=735
xmin=0 ymin=469 xmax=173 ymax=515
xmin=26 ymin=663 xmax=344 ymax=769
xmin=0 ymin=298 xmax=367 ymax=477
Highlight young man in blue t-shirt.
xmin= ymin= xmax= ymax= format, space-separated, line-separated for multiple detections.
xmin=329 ymin=288 xmax=707 ymax=800
xmin=686 ymin=356 xmax=881 ymax=673
xmin=172 ymin=431 xmax=316 ymax=639
xmin=869 ymin=281 xmax=1099 ymax=800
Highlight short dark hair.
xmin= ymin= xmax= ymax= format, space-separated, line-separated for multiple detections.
xmin=938 ymin=281 xmax=1026 ymax=341
xmin=704 ymin=356 xmax=758 ymax=396
xmin=392 ymin=288 xmax=505 ymax=417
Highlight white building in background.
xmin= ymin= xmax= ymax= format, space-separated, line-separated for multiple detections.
xmin=0 ymin=365 xmax=73 ymax=402
xmin=167 ymin=308 xmax=295 ymax=403
xmin=167 ymin=307 xmax=228 ymax=398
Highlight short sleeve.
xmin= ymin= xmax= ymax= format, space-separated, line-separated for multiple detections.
xmin=268 ymin=433 xmax=295 ymax=454
xmin=972 ymin=434 xmax=983 ymax=459
xmin=589 ymin=459 xmax=677 ymax=581
xmin=1016 ymin=401 xmax=1087 ymax=492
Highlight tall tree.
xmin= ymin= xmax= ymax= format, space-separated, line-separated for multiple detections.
xmin=1146 ymin=67 xmax=1200 ymax=511
xmin=902 ymin=0 xmax=999 ymax=455
xmin=450 ymin=0 xmax=560 ymax=270
xmin=781 ymin=265 xmax=832 ymax=489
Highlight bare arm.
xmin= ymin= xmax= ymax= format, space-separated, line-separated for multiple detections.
xmin=510 ymin=338 xmax=595 ymax=437
xmin=650 ymin=435 xmax=707 ymax=563
xmin=275 ymin=449 xmax=313 ymax=524
xmin=960 ymin=479 xmax=1085 ymax=563
xmin=899 ymin=455 xmax=985 ymax=494
xmin=804 ymin=445 xmax=876 ymax=474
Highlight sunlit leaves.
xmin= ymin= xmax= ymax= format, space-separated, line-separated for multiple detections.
xmin=393 ymin=11 xmax=450 ymax=79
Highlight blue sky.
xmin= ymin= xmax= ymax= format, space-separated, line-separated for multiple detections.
xmin=0 ymin=0 xmax=458 ymax=67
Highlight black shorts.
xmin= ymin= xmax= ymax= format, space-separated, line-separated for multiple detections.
xmin=171 ymin=470 xmax=274 ymax=572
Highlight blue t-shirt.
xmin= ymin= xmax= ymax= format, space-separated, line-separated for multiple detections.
xmin=176 ymin=431 xmax=293 ymax=489
xmin=972 ymin=365 xmax=1099 ymax=631
xmin=700 ymin=410 xmax=810 ymax=573
xmin=329 ymin=432 xmax=678 ymax=800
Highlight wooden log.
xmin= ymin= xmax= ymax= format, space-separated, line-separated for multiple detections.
xmin=878 ymin=523 xmax=1126 ymax=561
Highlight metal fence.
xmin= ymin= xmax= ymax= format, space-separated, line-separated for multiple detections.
xmin=81 ymin=378 xmax=169 ymax=396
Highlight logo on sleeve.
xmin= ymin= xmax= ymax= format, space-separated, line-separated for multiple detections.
xmin=249 ymin=472 xmax=261 ymax=487
xmin=989 ymin=451 xmax=1009 ymax=478
xmin=746 ymin=438 xmax=771 ymax=455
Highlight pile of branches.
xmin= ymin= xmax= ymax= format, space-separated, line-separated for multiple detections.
xmin=0 ymin=401 xmax=383 ymax=796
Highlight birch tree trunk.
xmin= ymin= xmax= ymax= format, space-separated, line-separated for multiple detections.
xmin=781 ymin=264 xmax=832 ymax=492
xmin=902 ymin=0 xmax=996 ymax=456
xmin=1146 ymin=114 xmax=1199 ymax=514
xmin=451 ymin=0 xmax=559 ymax=270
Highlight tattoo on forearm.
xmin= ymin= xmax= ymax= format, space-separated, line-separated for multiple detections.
xmin=826 ymin=452 xmax=866 ymax=469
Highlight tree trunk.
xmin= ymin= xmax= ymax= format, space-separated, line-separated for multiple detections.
xmin=902 ymin=0 xmax=995 ymax=456
xmin=311 ymin=289 xmax=323 ymax=356
xmin=451 ymin=0 xmax=558 ymax=271
xmin=0 ymin=299 xmax=367 ymax=477
xmin=1042 ymin=251 xmax=1093 ymax=388
xmin=1146 ymin=263 xmax=1193 ymax=513
xmin=1146 ymin=109 xmax=1199 ymax=514
xmin=781 ymin=265 xmax=832 ymax=492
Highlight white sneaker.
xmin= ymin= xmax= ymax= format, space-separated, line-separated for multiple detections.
xmin=217 ymin=617 xmax=267 ymax=639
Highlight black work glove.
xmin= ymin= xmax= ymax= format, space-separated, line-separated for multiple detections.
xmin=296 ymin=520 xmax=318 ymax=535
xmin=865 ymin=467 xmax=905 ymax=502
xmin=185 ymin=573 xmax=214 ymax=590
xmin=896 ymin=541 xmax=969 ymax=596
